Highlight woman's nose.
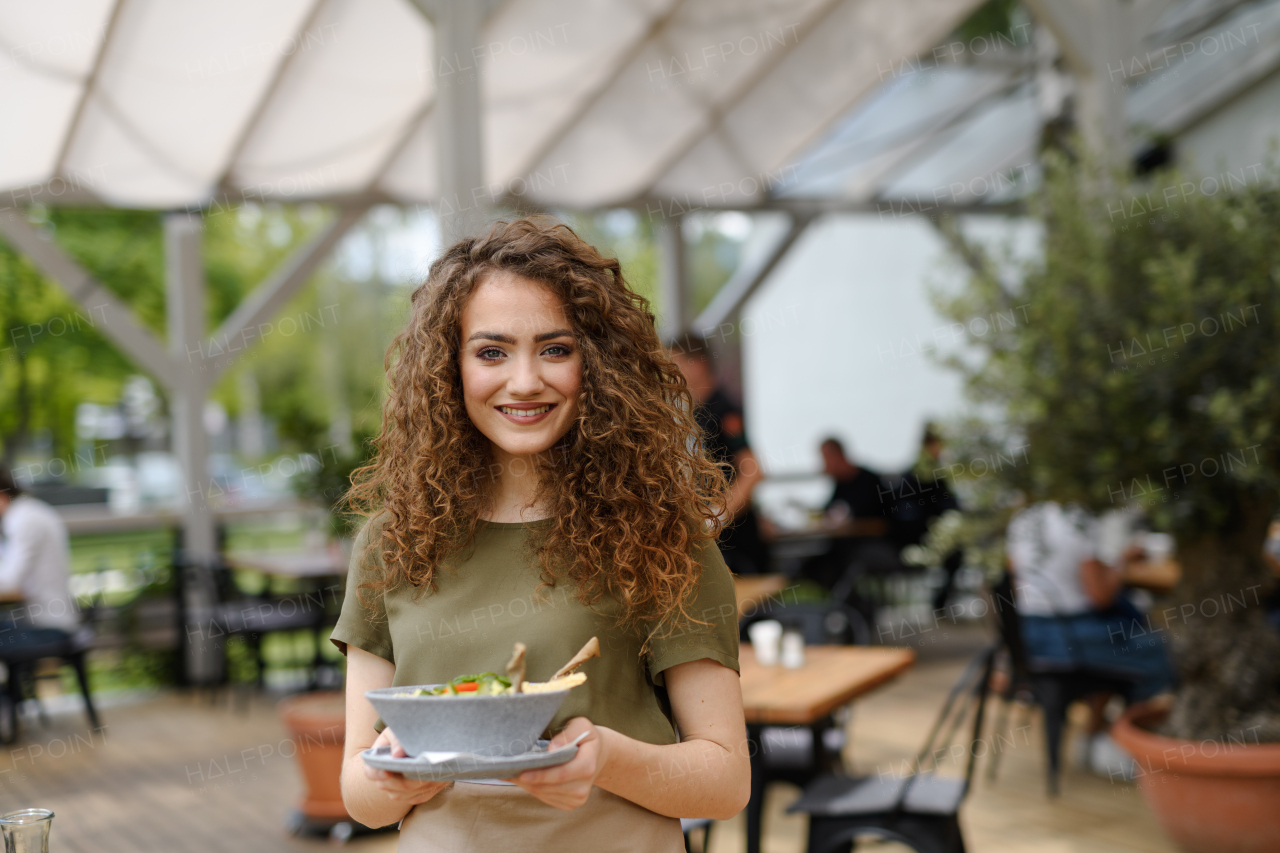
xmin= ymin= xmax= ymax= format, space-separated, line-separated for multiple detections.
xmin=507 ymin=353 xmax=545 ymax=395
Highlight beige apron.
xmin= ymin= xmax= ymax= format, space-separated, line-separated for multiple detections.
xmin=398 ymin=781 xmax=684 ymax=852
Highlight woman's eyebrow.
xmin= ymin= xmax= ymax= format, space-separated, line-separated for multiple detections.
xmin=466 ymin=331 xmax=516 ymax=343
xmin=534 ymin=328 xmax=574 ymax=342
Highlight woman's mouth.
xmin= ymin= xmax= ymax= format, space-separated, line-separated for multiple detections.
xmin=496 ymin=404 xmax=555 ymax=424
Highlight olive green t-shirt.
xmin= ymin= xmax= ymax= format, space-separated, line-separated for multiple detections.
xmin=330 ymin=515 xmax=740 ymax=746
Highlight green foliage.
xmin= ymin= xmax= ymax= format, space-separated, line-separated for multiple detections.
xmin=0 ymin=213 xmax=143 ymax=463
xmin=568 ymin=210 xmax=659 ymax=308
xmin=952 ymin=0 xmax=1030 ymax=48
xmin=293 ymin=432 xmax=377 ymax=538
xmin=937 ymin=152 xmax=1280 ymax=538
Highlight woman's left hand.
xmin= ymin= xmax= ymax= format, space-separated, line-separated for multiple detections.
xmin=507 ymin=717 xmax=608 ymax=811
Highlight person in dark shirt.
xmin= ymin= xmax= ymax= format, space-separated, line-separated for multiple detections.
xmin=799 ymin=438 xmax=897 ymax=593
xmin=883 ymin=425 xmax=964 ymax=609
xmin=670 ymin=335 xmax=770 ymax=575
xmin=821 ymin=438 xmax=889 ymax=522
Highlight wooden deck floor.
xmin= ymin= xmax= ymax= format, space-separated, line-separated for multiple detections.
xmin=3 ymin=628 xmax=1174 ymax=852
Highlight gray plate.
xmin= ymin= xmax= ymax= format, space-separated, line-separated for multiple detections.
xmin=360 ymin=739 xmax=579 ymax=781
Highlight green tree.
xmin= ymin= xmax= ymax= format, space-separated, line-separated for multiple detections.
xmin=939 ymin=152 xmax=1280 ymax=741
xmin=0 ymin=210 xmax=149 ymax=465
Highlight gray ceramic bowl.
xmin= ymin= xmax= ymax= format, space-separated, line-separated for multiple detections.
xmin=366 ymin=685 xmax=570 ymax=757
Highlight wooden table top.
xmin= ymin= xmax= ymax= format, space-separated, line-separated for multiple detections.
xmin=0 ymin=590 xmax=24 ymax=604
xmin=1123 ymin=558 xmax=1180 ymax=593
xmin=764 ymin=518 xmax=888 ymax=543
xmin=733 ymin=574 xmax=789 ymax=617
xmin=224 ymin=550 xmax=347 ymax=578
xmin=739 ymin=644 xmax=916 ymax=725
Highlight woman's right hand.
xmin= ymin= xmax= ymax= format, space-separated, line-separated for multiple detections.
xmin=362 ymin=727 xmax=451 ymax=806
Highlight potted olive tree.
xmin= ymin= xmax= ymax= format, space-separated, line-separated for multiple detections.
xmin=937 ymin=152 xmax=1280 ymax=852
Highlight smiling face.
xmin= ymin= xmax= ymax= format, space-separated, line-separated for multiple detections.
xmin=459 ymin=270 xmax=582 ymax=465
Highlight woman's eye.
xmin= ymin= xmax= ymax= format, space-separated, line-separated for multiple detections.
xmin=543 ymin=345 xmax=571 ymax=357
xmin=478 ymin=347 xmax=504 ymax=361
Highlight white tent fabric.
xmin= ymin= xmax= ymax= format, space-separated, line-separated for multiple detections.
xmin=0 ymin=0 xmax=986 ymax=211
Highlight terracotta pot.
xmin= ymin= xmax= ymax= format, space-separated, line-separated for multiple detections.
xmin=1111 ymin=705 xmax=1280 ymax=853
xmin=278 ymin=691 xmax=349 ymax=820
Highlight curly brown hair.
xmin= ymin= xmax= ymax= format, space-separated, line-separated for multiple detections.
xmin=347 ymin=217 xmax=729 ymax=632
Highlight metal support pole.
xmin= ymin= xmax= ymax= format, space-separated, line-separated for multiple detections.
xmin=655 ymin=214 xmax=688 ymax=342
xmin=1023 ymin=0 xmax=1163 ymax=165
xmin=165 ymin=212 xmax=220 ymax=685
xmin=165 ymin=214 xmax=215 ymax=560
xmin=417 ymin=0 xmax=493 ymax=244
xmin=693 ymin=214 xmax=814 ymax=401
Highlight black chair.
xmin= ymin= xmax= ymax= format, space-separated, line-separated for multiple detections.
xmin=0 ymin=622 xmax=100 ymax=745
xmin=680 ymin=817 xmax=713 ymax=852
xmin=175 ymin=553 xmax=329 ymax=690
xmin=986 ymin=573 xmax=1135 ymax=795
xmin=787 ymin=646 xmax=996 ymax=853
xmin=739 ymin=599 xmax=870 ymax=852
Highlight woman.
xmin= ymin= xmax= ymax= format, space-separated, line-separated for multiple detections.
xmin=332 ymin=218 xmax=750 ymax=851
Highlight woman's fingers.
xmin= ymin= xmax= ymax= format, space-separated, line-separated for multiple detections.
xmin=384 ymin=727 xmax=408 ymax=758
xmin=512 ymin=718 xmax=603 ymax=810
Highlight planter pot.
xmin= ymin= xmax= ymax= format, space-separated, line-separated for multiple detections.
xmin=1111 ymin=705 xmax=1280 ymax=853
xmin=278 ymin=692 xmax=349 ymax=820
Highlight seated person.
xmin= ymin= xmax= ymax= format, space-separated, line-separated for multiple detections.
xmin=884 ymin=424 xmax=963 ymax=610
xmin=800 ymin=438 xmax=896 ymax=594
xmin=1007 ymin=501 xmax=1174 ymax=773
xmin=0 ymin=471 xmax=80 ymax=646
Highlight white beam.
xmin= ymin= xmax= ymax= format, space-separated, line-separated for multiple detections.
xmin=203 ymin=206 xmax=367 ymax=381
xmin=411 ymin=0 xmax=503 ymax=243
xmin=1023 ymin=0 xmax=1179 ymax=162
xmin=655 ymin=215 xmax=688 ymax=341
xmin=164 ymin=213 xmax=216 ymax=560
xmin=0 ymin=210 xmax=178 ymax=388
xmin=693 ymin=213 xmax=814 ymax=335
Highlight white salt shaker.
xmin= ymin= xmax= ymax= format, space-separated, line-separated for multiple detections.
xmin=780 ymin=628 xmax=805 ymax=669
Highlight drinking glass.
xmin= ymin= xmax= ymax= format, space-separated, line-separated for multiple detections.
xmin=0 ymin=809 xmax=54 ymax=853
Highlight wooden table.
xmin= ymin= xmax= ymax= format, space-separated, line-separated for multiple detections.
xmin=739 ymin=645 xmax=916 ymax=853
xmin=224 ymin=549 xmax=347 ymax=579
xmin=0 ymin=591 xmax=24 ymax=604
xmin=763 ymin=518 xmax=888 ymax=543
xmin=222 ymin=549 xmax=348 ymax=687
xmin=1123 ymin=558 xmax=1180 ymax=594
xmin=740 ymin=644 xmax=916 ymax=724
xmin=733 ymin=574 xmax=789 ymax=618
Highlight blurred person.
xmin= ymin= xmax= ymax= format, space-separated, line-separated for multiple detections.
xmin=670 ymin=334 xmax=770 ymax=576
xmin=334 ymin=219 xmax=749 ymax=849
xmin=1007 ymin=500 xmax=1174 ymax=778
xmin=820 ymin=437 xmax=888 ymax=525
xmin=0 ymin=470 xmax=80 ymax=645
xmin=884 ymin=424 xmax=963 ymax=610
xmin=799 ymin=438 xmax=895 ymax=595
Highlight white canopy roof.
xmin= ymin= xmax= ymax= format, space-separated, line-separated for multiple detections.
xmin=0 ymin=0 xmax=988 ymax=212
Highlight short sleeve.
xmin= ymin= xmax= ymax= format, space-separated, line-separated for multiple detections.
xmin=1005 ymin=508 xmax=1036 ymax=574
xmin=329 ymin=515 xmax=394 ymax=664
xmin=646 ymin=539 xmax=740 ymax=684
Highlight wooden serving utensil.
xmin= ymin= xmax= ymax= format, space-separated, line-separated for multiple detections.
xmin=506 ymin=641 xmax=527 ymax=693
xmin=552 ymin=636 xmax=599 ymax=680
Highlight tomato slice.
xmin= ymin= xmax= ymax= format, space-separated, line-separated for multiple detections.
xmin=454 ymin=681 xmax=480 ymax=692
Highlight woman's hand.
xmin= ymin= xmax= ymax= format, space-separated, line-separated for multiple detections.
xmin=362 ymin=727 xmax=451 ymax=807
xmin=508 ymin=717 xmax=608 ymax=811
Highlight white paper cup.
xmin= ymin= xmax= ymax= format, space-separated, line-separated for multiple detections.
xmin=748 ymin=620 xmax=783 ymax=666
